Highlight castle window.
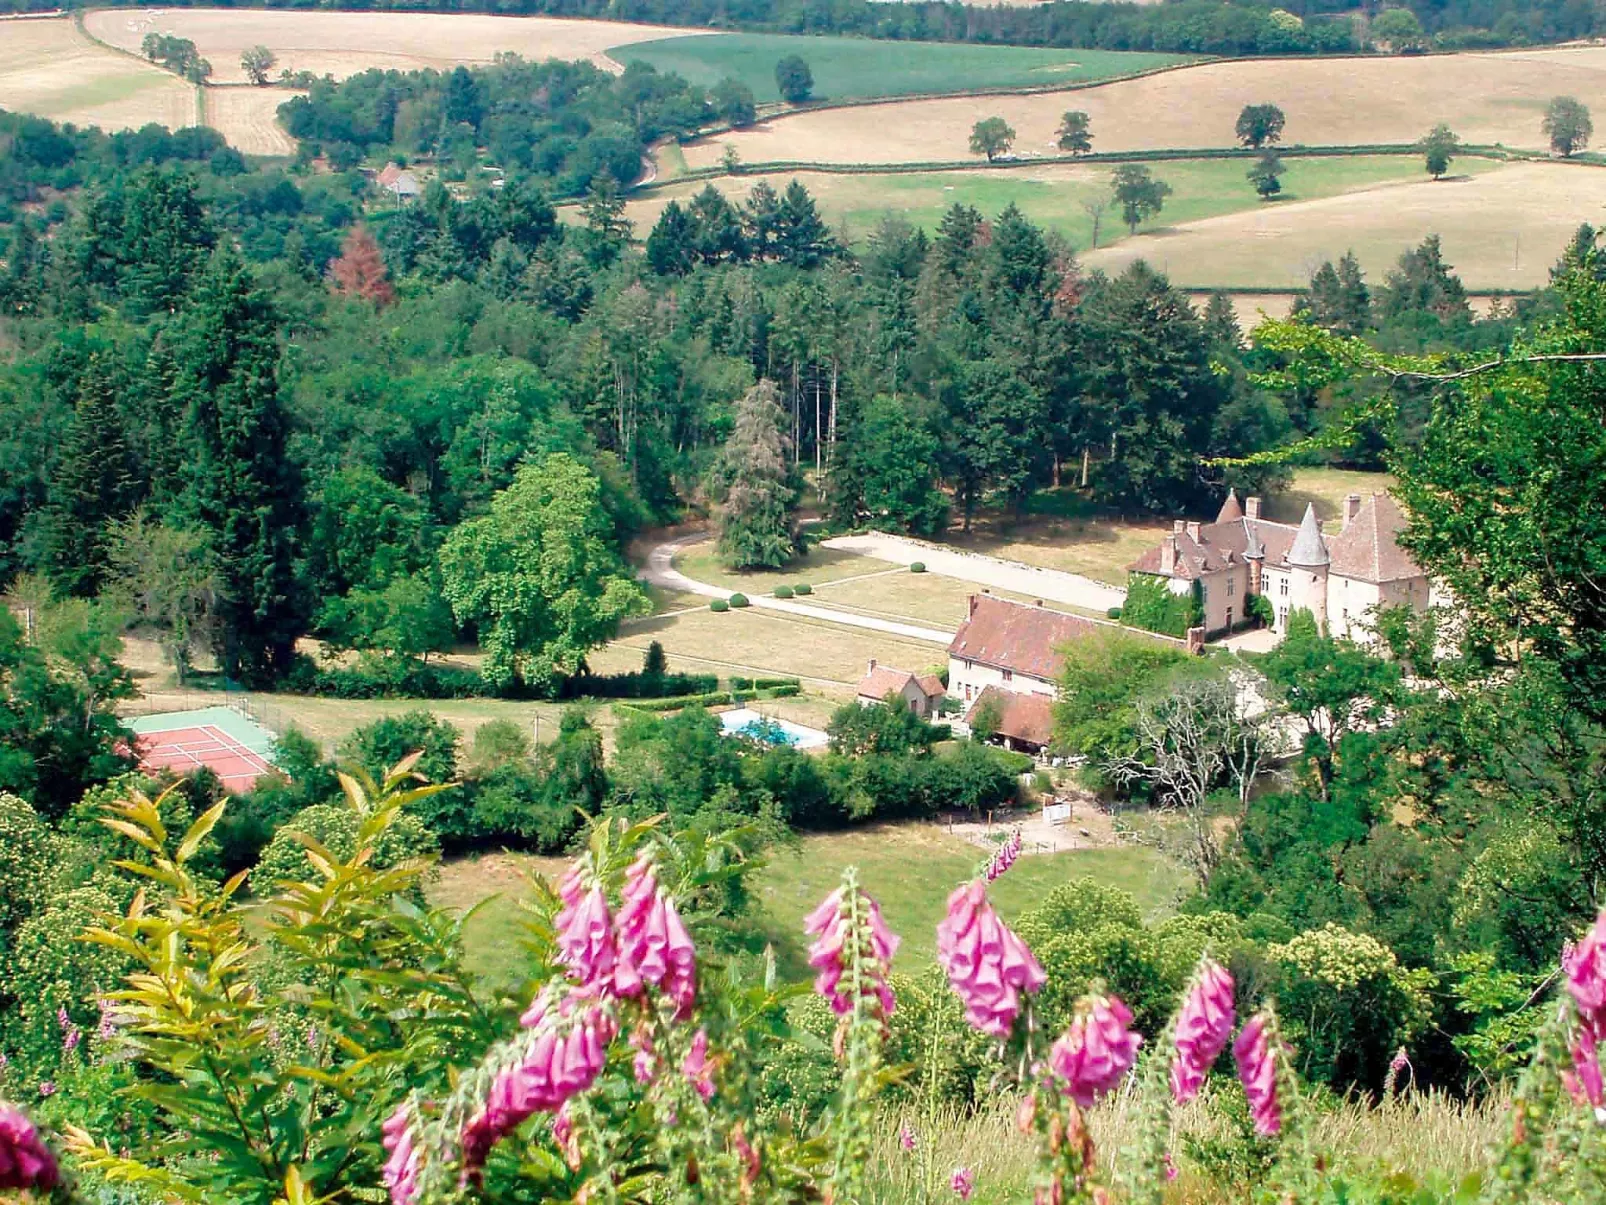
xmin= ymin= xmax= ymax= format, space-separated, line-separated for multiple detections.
xmin=1227 ymin=577 xmax=1235 ymax=598
xmin=1279 ymin=576 xmax=1289 ymax=597
xmin=1002 ymin=669 xmax=1013 ymax=682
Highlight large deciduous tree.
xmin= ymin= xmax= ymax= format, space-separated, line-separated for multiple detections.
xmin=829 ymin=393 xmax=948 ymax=536
xmin=1056 ymin=110 xmax=1092 ymax=154
xmin=1418 ymin=123 xmax=1460 ymax=179
xmin=775 ymin=55 xmax=813 ymax=104
xmin=1247 ymin=148 xmax=1284 ymax=199
xmin=439 ymin=452 xmax=649 ymax=689
xmin=1111 ymin=164 xmax=1172 ymax=234
xmin=240 ymin=44 xmax=276 ymax=86
xmin=171 ymin=250 xmax=304 ymax=684
xmin=1235 ymin=103 xmax=1286 ymax=149
xmin=969 ymin=116 xmax=1016 ymax=162
xmin=711 ymin=380 xmax=801 ymax=570
xmin=1544 ymin=95 xmax=1593 ymax=156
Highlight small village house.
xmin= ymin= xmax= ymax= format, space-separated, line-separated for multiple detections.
xmin=854 ymin=660 xmax=945 ymax=717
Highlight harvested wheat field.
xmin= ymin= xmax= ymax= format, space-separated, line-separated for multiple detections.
xmin=85 ymin=8 xmax=709 ymax=85
xmin=203 ymin=86 xmax=300 ymax=156
xmin=682 ymin=46 xmax=1606 ymax=169
xmin=0 ymin=16 xmax=195 ymax=133
xmin=1081 ymin=160 xmax=1606 ymax=290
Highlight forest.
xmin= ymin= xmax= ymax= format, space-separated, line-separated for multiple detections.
xmin=0 ymin=64 xmax=1605 ymax=1201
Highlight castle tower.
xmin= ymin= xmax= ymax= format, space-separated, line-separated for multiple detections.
xmin=1286 ymin=502 xmax=1330 ymax=632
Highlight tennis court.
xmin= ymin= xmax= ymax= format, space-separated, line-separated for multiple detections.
xmin=127 ymin=706 xmax=278 ymax=794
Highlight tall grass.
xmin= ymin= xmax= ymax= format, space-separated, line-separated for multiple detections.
xmin=867 ymin=1086 xmax=1503 ymax=1204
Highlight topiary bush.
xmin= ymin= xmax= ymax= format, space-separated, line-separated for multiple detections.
xmin=774 ymin=585 xmax=794 ymax=599
xmin=710 ymin=599 xmax=730 ymax=612
xmin=729 ymin=593 xmax=750 ymax=608
xmin=910 ymin=562 xmax=926 ymax=573
xmin=794 ymin=582 xmax=812 ymax=595
xmin=1108 ymin=606 xmax=1123 ymax=620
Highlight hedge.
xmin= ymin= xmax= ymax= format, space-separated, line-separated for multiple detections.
xmin=282 ymin=655 xmax=717 ymax=701
xmin=617 ymin=683 xmax=803 ymax=714
xmin=729 ymin=676 xmax=803 ymax=691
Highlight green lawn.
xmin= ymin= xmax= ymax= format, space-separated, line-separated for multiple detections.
xmin=430 ymin=824 xmax=1188 ymax=987
xmin=612 ymin=33 xmax=1191 ymax=105
xmin=671 ymin=538 xmax=889 ymax=593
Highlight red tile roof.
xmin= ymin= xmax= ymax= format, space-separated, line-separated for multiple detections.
xmin=1328 ymin=493 xmax=1422 ymax=584
xmin=948 ymin=595 xmax=1102 ymax=680
xmin=967 ymin=686 xmax=1055 ymax=749
xmin=856 ymin=665 xmax=944 ymax=701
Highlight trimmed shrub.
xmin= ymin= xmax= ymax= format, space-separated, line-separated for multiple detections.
xmin=774 ymin=585 xmax=794 ymax=599
xmin=794 ymin=583 xmax=812 ymax=595
xmin=255 ymin=803 xmax=439 ymax=896
xmin=910 ymin=562 xmax=926 ymax=573
xmin=729 ymin=593 xmax=750 ymax=608
xmin=710 ymin=599 xmax=730 ymax=613
xmin=1108 ymin=606 xmax=1123 ymax=620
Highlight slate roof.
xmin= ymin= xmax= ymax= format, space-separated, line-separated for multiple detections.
xmin=1327 ymin=493 xmax=1422 ymax=583
xmin=856 ymin=665 xmax=945 ymax=701
xmin=967 ymin=686 xmax=1055 ymax=749
xmin=1128 ymin=515 xmax=1297 ymax=580
xmin=1287 ymin=503 xmax=1331 ymax=567
xmin=948 ymin=595 xmax=1102 ymax=680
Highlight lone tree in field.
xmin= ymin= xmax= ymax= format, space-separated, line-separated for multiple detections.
xmin=712 ymin=76 xmax=757 ymax=128
xmin=1247 ymin=148 xmax=1284 ymax=198
xmin=1418 ymin=123 xmax=1460 ymax=179
xmin=712 ymin=380 xmax=802 ymax=570
xmin=1057 ymin=110 xmax=1093 ymax=154
xmin=241 ymin=45 xmax=277 ymax=86
xmin=1235 ymin=103 xmax=1286 ymax=149
xmin=775 ymin=55 xmax=814 ymax=104
xmin=1111 ymin=164 xmax=1172 ymax=234
xmin=969 ymin=117 xmax=1017 ymax=162
xmin=1544 ymin=96 xmax=1593 ymax=157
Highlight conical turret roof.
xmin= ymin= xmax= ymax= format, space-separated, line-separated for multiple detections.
xmin=1286 ymin=503 xmax=1330 ymax=567
xmin=1215 ymin=489 xmax=1244 ymax=523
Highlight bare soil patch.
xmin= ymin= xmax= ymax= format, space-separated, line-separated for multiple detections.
xmin=1081 ymin=161 xmax=1606 ymax=289
xmin=681 ymin=47 xmax=1606 ymax=169
xmin=85 ymin=8 xmax=709 ymax=84
xmin=0 ymin=17 xmax=194 ymax=133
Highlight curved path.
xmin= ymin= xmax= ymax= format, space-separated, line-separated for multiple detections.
xmin=641 ymin=533 xmax=955 ymax=645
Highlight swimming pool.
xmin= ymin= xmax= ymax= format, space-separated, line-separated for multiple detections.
xmin=718 ymin=707 xmax=829 ymax=750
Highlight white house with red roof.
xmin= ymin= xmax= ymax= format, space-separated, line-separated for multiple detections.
xmin=1128 ymin=490 xmax=1432 ymax=640
xmin=854 ymin=660 xmax=946 ymax=717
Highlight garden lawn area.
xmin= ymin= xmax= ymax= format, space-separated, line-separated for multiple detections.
xmin=808 ymin=570 xmax=1102 ymax=627
xmin=1262 ymin=466 xmax=1397 ymax=524
xmin=610 ymin=34 xmax=1190 ymax=105
xmin=671 ymin=538 xmax=891 ymax=592
xmin=756 ymin=826 xmax=1186 ymax=977
xmin=430 ymin=825 xmax=1188 ymax=986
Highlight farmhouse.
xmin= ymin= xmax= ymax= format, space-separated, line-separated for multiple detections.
xmin=854 ymin=659 xmax=945 ymax=717
xmin=947 ymin=594 xmax=1098 ymax=706
xmin=1128 ymin=490 xmax=1430 ymax=640
xmin=966 ymin=685 xmax=1055 ymax=755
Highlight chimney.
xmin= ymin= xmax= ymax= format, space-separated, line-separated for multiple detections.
xmin=969 ymin=594 xmax=979 ymax=616
xmin=1173 ymin=519 xmax=1185 ymax=535
xmin=867 ymin=658 xmax=877 ymax=676
xmin=1034 ymin=599 xmax=1044 ymax=607
xmin=1245 ymin=496 xmax=1262 ymax=520
xmin=1343 ymin=493 xmax=1362 ymax=530
xmin=1186 ymin=520 xmax=1202 ymax=543
xmin=1160 ymin=534 xmax=1178 ymax=575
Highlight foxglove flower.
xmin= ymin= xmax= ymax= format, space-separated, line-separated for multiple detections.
xmin=614 ymin=855 xmax=698 ymax=1013
xmin=629 ymin=1025 xmax=656 ymax=1084
xmin=1048 ymin=992 xmax=1142 ymax=1107
xmin=951 ymin=1166 xmax=975 ymax=1200
xmin=936 ymin=879 xmax=1045 ymax=1038
xmin=461 ymin=1004 xmax=615 ymax=1174
xmin=1564 ymin=1024 xmax=1605 ymax=1109
xmin=381 ymin=1101 xmax=422 ymax=1205
xmin=552 ymin=1104 xmax=581 ymax=1171
xmin=1170 ymin=959 xmax=1235 ymax=1105
xmin=898 ymin=1121 xmax=917 ymax=1153
xmin=1233 ymin=1011 xmax=1281 ymax=1137
xmin=683 ymin=1028 xmax=715 ymax=1101
xmin=803 ymin=884 xmax=900 ymax=1016
xmin=0 ymin=1103 xmax=59 ymax=1191
xmin=1564 ymin=910 xmax=1606 ymax=1036
xmin=558 ymin=884 xmax=617 ymax=990
xmin=986 ymin=829 xmax=1023 ymax=881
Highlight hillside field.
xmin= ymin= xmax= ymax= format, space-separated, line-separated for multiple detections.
xmin=624 ymin=155 xmax=1476 ymax=251
xmin=680 ymin=45 xmax=1606 ymax=170
xmin=0 ymin=17 xmax=195 ymax=134
xmin=83 ymin=7 xmax=708 ymax=84
xmin=202 ymin=85 xmax=300 ymax=156
xmin=611 ymin=33 xmax=1191 ymax=104
xmin=1081 ymin=159 xmax=1606 ymax=289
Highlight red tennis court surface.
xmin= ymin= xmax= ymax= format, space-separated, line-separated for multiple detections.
xmin=132 ymin=709 xmax=277 ymax=794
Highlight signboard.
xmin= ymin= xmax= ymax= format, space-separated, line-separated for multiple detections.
xmin=1043 ymin=802 xmax=1072 ymax=825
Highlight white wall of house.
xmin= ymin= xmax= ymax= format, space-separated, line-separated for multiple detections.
xmin=947 ymin=657 xmax=1056 ymax=706
xmin=1329 ymin=575 xmax=1432 ymax=641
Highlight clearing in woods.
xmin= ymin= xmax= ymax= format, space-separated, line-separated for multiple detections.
xmin=1079 ymin=160 xmax=1606 ymax=289
xmin=83 ymin=8 xmax=712 ymax=84
xmin=679 ymin=45 xmax=1606 ymax=170
xmin=610 ymin=34 xmax=1192 ymax=104
xmin=0 ymin=17 xmax=194 ymax=134
xmin=622 ymin=155 xmax=1478 ymax=251
xmin=203 ymin=86 xmax=300 ymax=156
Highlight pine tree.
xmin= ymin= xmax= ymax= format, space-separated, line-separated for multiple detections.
xmin=326 ymin=225 xmax=395 ymax=307
xmin=774 ymin=180 xmax=832 ymax=268
xmin=43 ymin=361 xmax=139 ymax=597
xmin=646 ymin=202 xmax=696 ymax=276
xmin=172 ymin=251 xmax=305 ymax=683
xmin=712 ymin=380 xmax=801 ymax=570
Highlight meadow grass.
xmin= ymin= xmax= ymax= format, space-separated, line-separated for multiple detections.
xmin=671 ymin=539 xmax=888 ymax=592
xmin=612 ymin=34 xmax=1190 ymax=104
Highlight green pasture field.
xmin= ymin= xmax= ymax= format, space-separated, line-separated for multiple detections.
xmin=611 ymin=33 xmax=1192 ymax=104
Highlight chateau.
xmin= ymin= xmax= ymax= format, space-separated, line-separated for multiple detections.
xmin=1128 ymin=490 xmax=1431 ymax=641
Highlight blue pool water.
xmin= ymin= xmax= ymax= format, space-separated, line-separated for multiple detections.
xmin=718 ymin=707 xmax=829 ymax=749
